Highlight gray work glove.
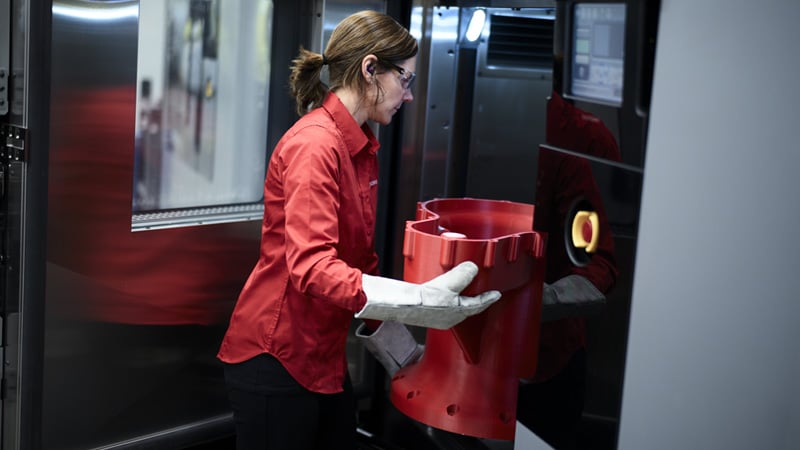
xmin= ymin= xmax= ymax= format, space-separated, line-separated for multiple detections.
xmin=355 ymin=320 xmax=424 ymax=376
xmin=355 ymin=261 xmax=502 ymax=330
xmin=541 ymin=274 xmax=606 ymax=322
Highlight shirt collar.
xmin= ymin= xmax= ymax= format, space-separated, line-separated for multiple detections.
xmin=322 ymin=92 xmax=379 ymax=157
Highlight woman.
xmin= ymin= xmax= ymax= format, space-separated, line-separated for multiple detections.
xmin=218 ymin=10 xmax=499 ymax=449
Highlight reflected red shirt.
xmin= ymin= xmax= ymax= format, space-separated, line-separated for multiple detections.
xmin=534 ymin=92 xmax=620 ymax=381
xmin=218 ymin=93 xmax=379 ymax=393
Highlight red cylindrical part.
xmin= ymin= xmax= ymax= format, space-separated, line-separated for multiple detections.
xmin=390 ymin=198 xmax=546 ymax=440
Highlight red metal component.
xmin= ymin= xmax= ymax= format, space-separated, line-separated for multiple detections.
xmin=391 ymin=198 xmax=547 ymax=440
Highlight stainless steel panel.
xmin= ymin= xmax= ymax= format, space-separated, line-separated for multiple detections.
xmin=406 ymin=6 xmax=556 ymax=206
xmin=382 ymin=3 xmax=463 ymax=276
xmin=465 ymin=75 xmax=550 ymax=203
xmin=4 ymin=159 xmax=24 ymax=450
xmin=417 ymin=5 xmax=460 ymax=201
xmin=312 ymin=0 xmax=387 ymax=52
xmin=45 ymin=2 xmax=261 ymax=448
xmin=465 ymin=8 xmax=554 ymax=204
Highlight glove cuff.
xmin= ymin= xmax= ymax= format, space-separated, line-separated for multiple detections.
xmin=356 ymin=321 xmax=423 ymax=376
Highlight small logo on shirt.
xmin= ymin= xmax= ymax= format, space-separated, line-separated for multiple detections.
xmin=369 ymin=179 xmax=378 ymax=187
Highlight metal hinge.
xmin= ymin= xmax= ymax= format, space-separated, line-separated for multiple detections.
xmin=1 ymin=124 xmax=26 ymax=162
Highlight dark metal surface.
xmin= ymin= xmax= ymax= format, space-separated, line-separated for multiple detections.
xmin=41 ymin=1 xmax=266 ymax=448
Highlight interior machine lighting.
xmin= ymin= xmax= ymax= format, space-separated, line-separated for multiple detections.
xmin=465 ymin=9 xmax=486 ymax=42
xmin=53 ymin=3 xmax=139 ymax=21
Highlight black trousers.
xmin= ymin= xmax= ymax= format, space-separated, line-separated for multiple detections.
xmin=517 ymin=349 xmax=587 ymax=450
xmin=224 ymin=354 xmax=357 ymax=450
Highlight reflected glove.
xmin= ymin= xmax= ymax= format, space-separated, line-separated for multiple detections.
xmin=355 ymin=261 xmax=502 ymax=329
xmin=356 ymin=321 xmax=424 ymax=376
xmin=541 ymin=274 xmax=606 ymax=322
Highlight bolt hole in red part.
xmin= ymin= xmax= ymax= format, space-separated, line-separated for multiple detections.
xmin=406 ymin=390 xmax=420 ymax=400
xmin=446 ymin=404 xmax=460 ymax=416
xmin=391 ymin=198 xmax=547 ymax=441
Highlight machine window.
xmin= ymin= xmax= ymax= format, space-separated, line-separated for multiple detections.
xmin=132 ymin=0 xmax=272 ymax=230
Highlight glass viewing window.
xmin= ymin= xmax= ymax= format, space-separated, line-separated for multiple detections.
xmin=132 ymin=0 xmax=273 ymax=230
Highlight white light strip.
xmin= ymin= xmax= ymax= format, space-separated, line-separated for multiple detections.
xmin=53 ymin=3 xmax=139 ymax=21
xmin=465 ymin=9 xmax=486 ymax=42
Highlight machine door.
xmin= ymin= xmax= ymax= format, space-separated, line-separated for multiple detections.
xmin=2 ymin=0 xmax=36 ymax=448
xmin=0 ymin=0 xmax=8 ymax=439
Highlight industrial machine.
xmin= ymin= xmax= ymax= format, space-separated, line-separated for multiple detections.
xmin=1 ymin=0 xmax=798 ymax=449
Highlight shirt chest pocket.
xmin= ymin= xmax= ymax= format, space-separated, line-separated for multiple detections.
xmin=337 ymin=153 xmax=377 ymax=259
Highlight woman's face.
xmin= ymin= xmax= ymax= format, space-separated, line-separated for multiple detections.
xmin=367 ymin=57 xmax=417 ymax=125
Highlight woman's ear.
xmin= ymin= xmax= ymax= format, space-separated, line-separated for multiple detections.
xmin=362 ymin=54 xmax=378 ymax=80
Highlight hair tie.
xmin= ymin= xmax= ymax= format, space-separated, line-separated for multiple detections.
xmin=321 ymin=54 xmax=328 ymax=66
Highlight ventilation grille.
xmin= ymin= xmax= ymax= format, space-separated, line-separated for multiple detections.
xmin=487 ymin=15 xmax=554 ymax=69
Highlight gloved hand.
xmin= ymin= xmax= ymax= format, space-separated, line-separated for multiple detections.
xmin=355 ymin=261 xmax=501 ymax=329
xmin=356 ymin=321 xmax=424 ymax=376
xmin=541 ymin=274 xmax=606 ymax=322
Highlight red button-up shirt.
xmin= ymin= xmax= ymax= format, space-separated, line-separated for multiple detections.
xmin=218 ymin=93 xmax=380 ymax=393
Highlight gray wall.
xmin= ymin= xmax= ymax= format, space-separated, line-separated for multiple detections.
xmin=618 ymin=1 xmax=800 ymax=449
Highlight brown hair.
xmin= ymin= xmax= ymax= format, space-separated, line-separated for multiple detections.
xmin=289 ymin=10 xmax=418 ymax=116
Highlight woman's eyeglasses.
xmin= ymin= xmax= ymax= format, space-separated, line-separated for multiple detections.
xmin=379 ymin=60 xmax=416 ymax=91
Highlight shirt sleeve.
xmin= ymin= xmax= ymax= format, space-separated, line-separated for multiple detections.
xmin=279 ymin=128 xmax=368 ymax=312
